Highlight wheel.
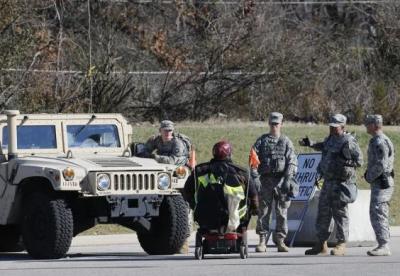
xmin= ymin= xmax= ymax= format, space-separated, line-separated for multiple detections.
xmin=21 ymin=193 xmax=73 ymax=259
xmin=0 ymin=225 xmax=24 ymax=252
xmin=240 ymin=230 xmax=248 ymax=259
xmin=195 ymin=231 xmax=203 ymax=247
xmin=240 ymin=245 xmax=248 ymax=259
xmin=137 ymin=195 xmax=189 ymax=255
xmin=195 ymin=246 xmax=203 ymax=260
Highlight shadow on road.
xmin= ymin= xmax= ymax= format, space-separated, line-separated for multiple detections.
xmin=0 ymin=251 xmax=194 ymax=262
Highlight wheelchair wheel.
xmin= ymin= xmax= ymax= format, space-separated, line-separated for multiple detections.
xmin=195 ymin=231 xmax=203 ymax=247
xmin=240 ymin=230 xmax=248 ymax=259
xmin=195 ymin=246 xmax=203 ymax=260
xmin=240 ymin=245 xmax=248 ymax=259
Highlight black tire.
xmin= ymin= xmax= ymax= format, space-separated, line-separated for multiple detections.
xmin=0 ymin=225 xmax=24 ymax=252
xmin=21 ymin=193 xmax=73 ymax=259
xmin=137 ymin=195 xmax=188 ymax=255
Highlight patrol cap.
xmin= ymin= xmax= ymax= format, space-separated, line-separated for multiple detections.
xmin=328 ymin=114 xmax=347 ymax=127
xmin=269 ymin=112 xmax=283 ymax=124
xmin=160 ymin=120 xmax=174 ymax=131
xmin=364 ymin=114 xmax=383 ymax=126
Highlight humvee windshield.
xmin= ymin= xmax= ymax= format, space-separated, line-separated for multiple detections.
xmin=67 ymin=124 xmax=121 ymax=148
xmin=2 ymin=125 xmax=57 ymax=149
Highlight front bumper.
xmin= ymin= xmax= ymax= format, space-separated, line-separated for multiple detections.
xmin=107 ymin=194 xmax=164 ymax=218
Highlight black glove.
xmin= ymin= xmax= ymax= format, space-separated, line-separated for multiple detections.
xmin=379 ymin=173 xmax=391 ymax=189
xmin=250 ymin=170 xmax=261 ymax=192
xmin=363 ymin=170 xmax=367 ymax=180
xmin=314 ymin=177 xmax=323 ymax=189
xmin=280 ymin=179 xmax=290 ymax=194
xmin=249 ymin=199 xmax=259 ymax=216
xmin=299 ymin=136 xmax=311 ymax=147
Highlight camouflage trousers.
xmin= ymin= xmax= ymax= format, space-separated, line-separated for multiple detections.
xmin=316 ymin=180 xmax=349 ymax=242
xmin=256 ymin=175 xmax=291 ymax=241
xmin=370 ymin=182 xmax=394 ymax=246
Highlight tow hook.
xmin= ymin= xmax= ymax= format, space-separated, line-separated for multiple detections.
xmin=143 ymin=197 xmax=162 ymax=209
xmin=106 ymin=196 xmax=119 ymax=210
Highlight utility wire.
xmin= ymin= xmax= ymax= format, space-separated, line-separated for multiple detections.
xmin=2 ymin=0 xmax=392 ymax=77
xmin=1 ymin=68 xmax=276 ymax=76
xmin=98 ymin=0 xmax=398 ymax=5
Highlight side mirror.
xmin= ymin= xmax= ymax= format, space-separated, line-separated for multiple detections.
xmin=130 ymin=142 xmax=147 ymax=157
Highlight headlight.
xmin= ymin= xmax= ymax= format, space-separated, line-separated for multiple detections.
xmin=175 ymin=166 xmax=187 ymax=179
xmin=63 ymin=167 xmax=75 ymax=181
xmin=97 ymin=174 xmax=111 ymax=191
xmin=158 ymin=173 xmax=170 ymax=190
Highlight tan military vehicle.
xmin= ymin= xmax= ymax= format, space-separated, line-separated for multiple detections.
xmin=0 ymin=110 xmax=189 ymax=259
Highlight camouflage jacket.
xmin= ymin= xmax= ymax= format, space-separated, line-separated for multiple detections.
xmin=366 ymin=132 xmax=394 ymax=184
xmin=144 ymin=134 xmax=189 ymax=166
xmin=253 ymin=134 xmax=297 ymax=179
xmin=313 ymin=133 xmax=363 ymax=181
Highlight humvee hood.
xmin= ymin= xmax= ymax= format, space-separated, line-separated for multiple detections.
xmin=16 ymin=155 xmax=174 ymax=172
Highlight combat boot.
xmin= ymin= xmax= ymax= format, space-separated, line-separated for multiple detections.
xmin=367 ymin=244 xmax=391 ymax=256
xmin=276 ymin=239 xmax=289 ymax=252
xmin=304 ymin=240 xmax=328 ymax=255
xmin=178 ymin=239 xmax=189 ymax=254
xmin=255 ymin=235 xmax=267 ymax=252
xmin=331 ymin=242 xmax=346 ymax=256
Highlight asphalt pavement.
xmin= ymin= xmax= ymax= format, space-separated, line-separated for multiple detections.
xmin=0 ymin=228 xmax=399 ymax=276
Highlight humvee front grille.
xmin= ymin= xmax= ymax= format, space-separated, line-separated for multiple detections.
xmin=111 ymin=173 xmax=157 ymax=191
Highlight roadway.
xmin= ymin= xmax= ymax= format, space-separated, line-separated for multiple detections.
xmin=0 ymin=228 xmax=399 ymax=276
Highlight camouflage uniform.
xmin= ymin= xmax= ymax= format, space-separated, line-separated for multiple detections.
xmin=311 ymin=115 xmax=363 ymax=244
xmin=144 ymin=120 xmax=189 ymax=166
xmin=253 ymin=113 xmax=297 ymax=244
xmin=364 ymin=115 xmax=394 ymax=254
xmin=315 ymin=135 xmax=362 ymax=242
xmin=302 ymin=114 xmax=363 ymax=256
xmin=145 ymin=120 xmax=190 ymax=254
xmin=145 ymin=135 xmax=188 ymax=166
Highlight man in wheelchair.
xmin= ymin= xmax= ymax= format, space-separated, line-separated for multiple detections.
xmin=183 ymin=140 xmax=259 ymax=243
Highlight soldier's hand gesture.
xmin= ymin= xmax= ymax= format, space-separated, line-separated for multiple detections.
xmin=299 ymin=136 xmax=311 ymax=147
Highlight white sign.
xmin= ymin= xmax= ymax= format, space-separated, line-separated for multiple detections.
xmin=292 ymin=153 xmax=322 ymax=201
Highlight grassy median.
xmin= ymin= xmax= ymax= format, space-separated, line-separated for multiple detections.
xmin=81 ymin=120 xmax=400 ymax=235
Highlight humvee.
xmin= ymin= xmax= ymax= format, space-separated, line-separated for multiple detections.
xmin=0 ymin=110 xmax=189 ymax=259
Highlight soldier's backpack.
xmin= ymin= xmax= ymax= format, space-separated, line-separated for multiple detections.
xmin=175 ymin=133 xmax=192 ymax=155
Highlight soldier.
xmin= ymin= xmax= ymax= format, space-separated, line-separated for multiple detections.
xmin=252 ymin=112 xmax=298 ymax=253
xmin=300 ymin=114 xmax=363 ymax=256
xmin=364 ymin=115 xmax=395 ymax=256
xmin=144 ymin=120 xmax=191 ymax=254
xmin=143 ymin=120 xmax=190 ymax=166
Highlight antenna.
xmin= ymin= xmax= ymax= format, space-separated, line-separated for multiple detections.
xmin=88 ymin=0 xmax=93 ymax=113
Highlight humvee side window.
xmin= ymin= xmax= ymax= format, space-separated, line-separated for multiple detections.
xmin=67 ymin=124 xmax=121 ymax=148
xmin=2 ymin=125 xmax=57 ymax=149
